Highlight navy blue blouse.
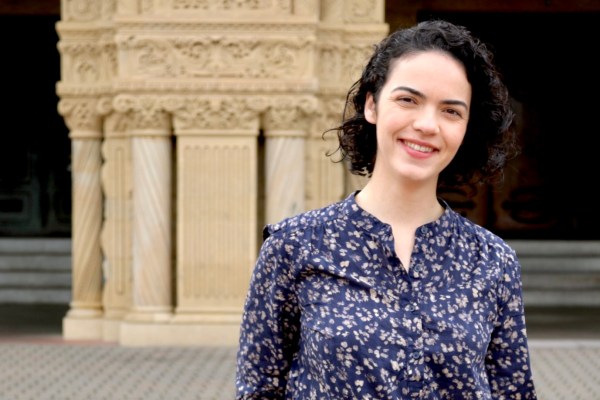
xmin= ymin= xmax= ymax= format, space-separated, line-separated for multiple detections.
xmin=236 ymin=192 xmax=537 ymax=399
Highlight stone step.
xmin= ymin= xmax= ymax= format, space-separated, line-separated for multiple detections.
xmin=510 ymin=240 xmax=600 ymax=307
xmin=0 ymin=238 xmax=71 ymax=304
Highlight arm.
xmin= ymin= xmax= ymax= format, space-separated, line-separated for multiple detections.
xmin=235 ymin=232 xmax=300 ymax=399
xmin=485 ymin=252 xmax=537 ymax=399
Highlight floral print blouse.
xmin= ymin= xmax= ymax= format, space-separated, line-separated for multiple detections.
xmin=236 ymin=192 xmax=537 ymax=399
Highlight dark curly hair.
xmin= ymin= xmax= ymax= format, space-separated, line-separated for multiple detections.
xmin=329 ymin=19 xmax=518 ymax=187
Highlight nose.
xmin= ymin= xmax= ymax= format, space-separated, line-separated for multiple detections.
xmin=412 ymin=108 xmax=440 ymax=134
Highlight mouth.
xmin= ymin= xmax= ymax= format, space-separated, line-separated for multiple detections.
xmin=402 ymin=140 xmax=435 ymax=153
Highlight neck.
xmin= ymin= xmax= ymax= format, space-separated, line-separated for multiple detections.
xmin=356 ymin=177 xmax=443 ymax=227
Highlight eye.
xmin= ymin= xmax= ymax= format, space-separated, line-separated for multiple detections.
xmin=396 ymin=96 xmax=417 ymax=105
xmin=444 ymin=108 xmax=464 ymax=119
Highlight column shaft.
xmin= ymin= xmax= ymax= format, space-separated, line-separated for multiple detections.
xmin=265 ymin=133 xmax=306 ymax=224
xmin=68 ymin=138 xmax=103 ymax=316
xmin=129 ymin=135 xmax=173 ymax=319
xmin=100 ymin=134 xmax=133 ymax=339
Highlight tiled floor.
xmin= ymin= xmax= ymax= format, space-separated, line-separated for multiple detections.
xmin=1 ymin=305 xmax=599 ymax=400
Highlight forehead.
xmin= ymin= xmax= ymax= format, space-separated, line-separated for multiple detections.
xmin=385 ymin=51 xmax=468 ymax=85
xmin=382 ymin=50 xmax=471 ymax=104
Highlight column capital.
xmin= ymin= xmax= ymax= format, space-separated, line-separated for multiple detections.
xmin=262 ymin=95 xmax=318 ymax=132
xmin=163 ymin=95 xmax=260 ymax=135
xmin=113 ymin=94 xmax=171 ymax=135
xmin=58 ymin=97 xmax=103 ymax=139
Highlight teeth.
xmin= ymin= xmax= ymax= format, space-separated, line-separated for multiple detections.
xmin=405 ymin=141 xmax=433 ymax=153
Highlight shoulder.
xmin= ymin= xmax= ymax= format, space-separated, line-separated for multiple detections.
xmin=263 ymin=199 xmax=346 ymax=241
xmin=450 ymin=209 xmax=518 ymax=263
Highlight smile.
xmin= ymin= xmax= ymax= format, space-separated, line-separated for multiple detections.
xmin=403 ymin=140 xmax=435 ymax=153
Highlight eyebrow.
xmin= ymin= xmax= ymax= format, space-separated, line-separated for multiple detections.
xmin=391 ymin=86 xmax=469 ymax=110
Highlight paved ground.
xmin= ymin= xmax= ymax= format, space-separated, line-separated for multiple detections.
xmin=0 ymin=305 xmax=599 ymax=400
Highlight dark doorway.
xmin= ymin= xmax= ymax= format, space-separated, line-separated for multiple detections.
xmin=0 ymin=14 xmax=71 ymax=237
xmin=417 ymin=11 xmax=599 ymax=239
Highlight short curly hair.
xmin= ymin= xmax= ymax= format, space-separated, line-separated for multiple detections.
xmin=330 ymin=19 xmax=518 ymax=187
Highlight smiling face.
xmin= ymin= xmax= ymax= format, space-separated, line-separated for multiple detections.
xmin=364 ymin=50 xmax=472 ymax=189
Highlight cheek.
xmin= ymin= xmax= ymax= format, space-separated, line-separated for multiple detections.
xmin=450 ymin=129 xmax=467 ymax=149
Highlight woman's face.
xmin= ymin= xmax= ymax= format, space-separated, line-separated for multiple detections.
xmin=364 ymin=50 xmax=471 ymax=187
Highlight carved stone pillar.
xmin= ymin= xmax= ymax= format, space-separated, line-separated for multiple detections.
xmin=264 ymin=97 xmax=316 ymax=224
xmin=165 ymin=95 xmax=259 ymax=345
xmin=316 ymin=0 xmax=388 ymax=197
xmin=58 ymin=98 xmax=104 ymax=340
xmin=305 ymin=97 xmax=346 ymax=211
xmin=57 ymin=0 xmax=118 ymax=340
xmin=113 ymin=96 xmax=174 ymax=339
xmin=98 ymin=103 xmax=133 ymax=341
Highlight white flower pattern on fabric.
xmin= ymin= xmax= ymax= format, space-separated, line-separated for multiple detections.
xmin=236 ymin=192 xmax=537 ymax=399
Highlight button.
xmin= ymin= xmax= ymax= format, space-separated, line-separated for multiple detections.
xmin=405 ymin=303 xmax=418 ymax=312
xmin=411 ymin=351 xmax=422 ymax=360
xmin=419 ymin=226 xmax=428 ymax=235
xmin=413 ymin=264 xmax=423 ymax=273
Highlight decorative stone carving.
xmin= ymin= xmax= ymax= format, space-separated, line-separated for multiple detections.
xmin=58 ymin=42 xmax=102 ymax=84
xmin=347 ymin=0 xmax=381 ymax=23
xmin=113 ymin=95 xmax=171 ymax=132
xmin=171 ymin=0 xmax=290 ymax=11
xmin=320 ymin=0 xmax=382 ymax=24
xmin=164 ymin=95 xmax=260 ymax=132
xmin=118 ymin=35 xmax=314 ymax=80
xmin=57 ymin=98 xmax=103 ymax=137
xmin=262 ymin=96 xmax=317 ymax=131
xmin=62 ymin=0 xmax=116 ymax=21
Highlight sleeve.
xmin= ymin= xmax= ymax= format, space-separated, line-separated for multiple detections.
xmin=485 ymin=250 xmax=538 ymax=399
xmin=235 ymin=230 xmax=301 ymax=399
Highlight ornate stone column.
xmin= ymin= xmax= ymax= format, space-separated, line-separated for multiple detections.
xmin=315 ymin=0 xmax=389 ymax=197
xmin=305 ymin=96 xmax=347 ymax=211
xmin=98 ymin=102 xmax=133 ymax=341
xmin=263 ymin=97 xmax=316 ymax=224
xmin=58 ymin=98 xmax=104 ymax=340
xmin=57 ymin=0 xmax=118 ymax=341
xmin=113 ymin=95 xmax=174 ymax=345
xmin=165 ymin=95 xmax=260 ymax=345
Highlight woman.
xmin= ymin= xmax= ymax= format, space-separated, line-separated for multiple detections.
xmin=236 ymin=19 xmax=537 ymax=399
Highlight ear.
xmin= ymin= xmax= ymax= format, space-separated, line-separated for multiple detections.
xmin=364 ymin=92 xmax=377 ymax=124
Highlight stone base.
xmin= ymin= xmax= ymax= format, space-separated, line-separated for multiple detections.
xmin=119 ymin=320 xmax=240 ymax=347
xmin=102 ymin=318 xmax=122 ymax=342
xmin=63 ymin=316 xmax=103 ymax=340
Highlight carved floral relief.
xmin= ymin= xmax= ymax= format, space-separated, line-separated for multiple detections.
xmin=63 ymin=0 xmax=116 ymax=21
xmin=119 ymin=36 xmax=313 ymax=79
xmin=171 ymin=0 xmax=291 ymax=11
xmin=165 ymin=96 xmax=260 ymax=131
